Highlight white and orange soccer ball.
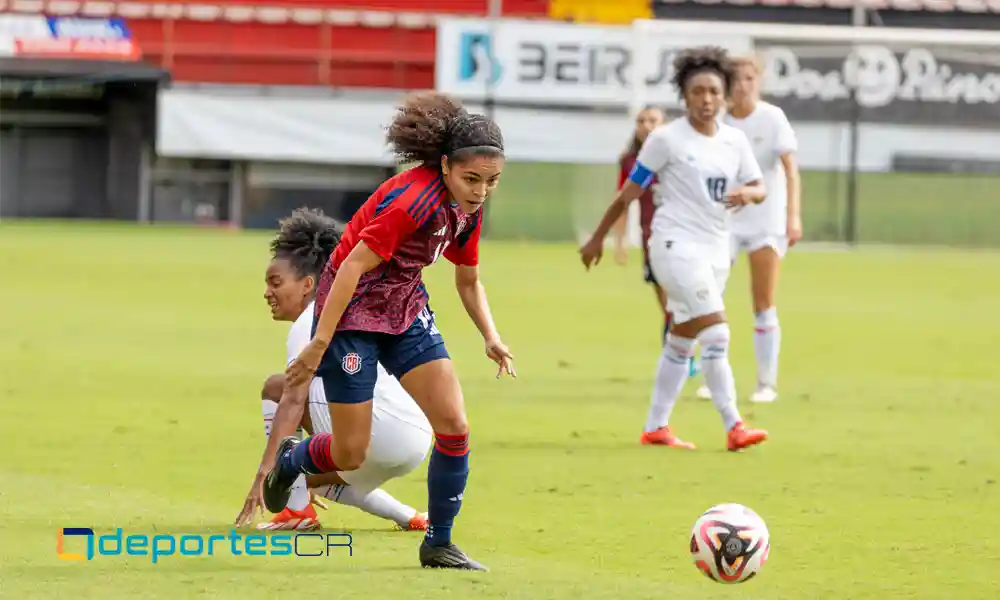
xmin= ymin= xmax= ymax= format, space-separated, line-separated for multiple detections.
xmin=690 ymin=503 xmax=770 ymax=584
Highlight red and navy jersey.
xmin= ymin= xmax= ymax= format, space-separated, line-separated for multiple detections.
xmin=620 ymin=152 xmax=657 ymax=258
xmin=315 ymin=165 xmax=481 ymax=335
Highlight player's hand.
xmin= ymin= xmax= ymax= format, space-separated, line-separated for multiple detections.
xmin=485 ymin=338 xmax=516 ymax=378
xmin=310 ymin=490 xmax=329 ymax=511
xmin=579 ymin=236 xmax=604 ymax=270
xmin=235 ymin=469 xmax=267 ymax=527
xmin=787 ymin=214 xmax=803 ymax=247
xmin=286 ymin=337 xmax=327 ymax=387
xmin=724 ymin=188 xmax=757 ymax=211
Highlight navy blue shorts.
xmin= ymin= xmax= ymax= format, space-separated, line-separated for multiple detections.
xmin=312 ymin=305 xmax=450 ymax=404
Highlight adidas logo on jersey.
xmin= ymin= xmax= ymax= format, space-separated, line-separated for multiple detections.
xmin=434 ymin=226 xmax=447 ymax=236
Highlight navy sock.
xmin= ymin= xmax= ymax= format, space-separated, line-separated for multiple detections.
xmin=283 ymin=432 xmax=338 ymax=477
xmin=425 ymin=432 xmax=470 ymax=547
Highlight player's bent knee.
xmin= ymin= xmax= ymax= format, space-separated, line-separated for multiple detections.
xmin=331 ymin=443 xmax=368 ymax=472
xmin=697 ymin=322 xmax=731 ymax=360
xmin=674 ymin=312 xmax=725 ymax=338
xmin=433 ymin=414 xmax=469 ymax=437
xmin=261 ymin=373 xmax=284 ymax=402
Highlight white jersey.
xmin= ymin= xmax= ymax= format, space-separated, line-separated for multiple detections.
xmin=636 ymin=117 xmax=763 ymax=249
xmin=287 ymin=302 xmax=430 ymax=431
xmin=722 ymin=102 xmax=798 ymax=237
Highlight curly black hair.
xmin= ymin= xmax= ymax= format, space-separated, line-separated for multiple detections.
xmin=385 ymin=91 xmax=504 ymax=166
xmin=671 ymin=46 xmax=733 ymax=95
xmin=269 ymin=207 xmax=342 ymax=280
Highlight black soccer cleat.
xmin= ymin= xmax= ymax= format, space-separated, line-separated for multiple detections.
xmin=262 ymin=436 xmax=301 ymax=514
xmin=419 ymin=540 xmax=489 ymax=571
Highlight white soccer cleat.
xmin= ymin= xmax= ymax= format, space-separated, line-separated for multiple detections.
xmin=695 ymin=385 xmax=712 ymax=400
xmin=749 ymin=386 xmax=778 ymax=403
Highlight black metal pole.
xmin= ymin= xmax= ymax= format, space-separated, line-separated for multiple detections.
xmin=845 ymin=5 xmax=866 ymax=246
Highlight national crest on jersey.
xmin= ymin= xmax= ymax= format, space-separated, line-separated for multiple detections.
xmin=315 ymin=165 xmax=482 ymax=336
xmin=342 ymin=352 xmax=362 ymax=375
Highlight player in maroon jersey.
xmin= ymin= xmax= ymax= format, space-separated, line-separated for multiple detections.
xmin=236 ymin=92 xmax=513 ymax=571
xmin=615 ymin=105 xmax=669 ymax=338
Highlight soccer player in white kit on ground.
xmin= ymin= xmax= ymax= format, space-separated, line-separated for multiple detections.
xmin=249 ymin=207 xmax=432 ymax=532
xmin=580 ymin=46 xmax=769 ymax=451
xmin=694 ymin=54 xmax=801 ymax=404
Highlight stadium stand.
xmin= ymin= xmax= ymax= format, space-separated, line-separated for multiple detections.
xmin=0 ymin=0 xmax=553 ymax=88
xmin=549 ymin=0 xmax=653 ymax=23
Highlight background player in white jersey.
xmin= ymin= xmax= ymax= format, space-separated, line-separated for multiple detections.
xmin=249 ymin=207 xmax=432 ymax=532
xmin=697 ymin=54 xmax=801 ymax=404
xmin=580 ymin=46 xmax=769 ymax=451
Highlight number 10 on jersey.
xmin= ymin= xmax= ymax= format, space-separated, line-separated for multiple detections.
xmin=706 ymin=177 xmax=728 ymax=203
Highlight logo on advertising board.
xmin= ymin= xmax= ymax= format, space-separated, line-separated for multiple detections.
xmin=0 ymin=14 xmax=140 ymax=61
xmin=458 ymin=31 xmax=502 ymax=85
xmin=436 ymin=18 xmax=751 ymax=108
xmin=756 ymin=42 xmax=1000 ymax=128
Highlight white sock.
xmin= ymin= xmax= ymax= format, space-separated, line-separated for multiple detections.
xmin=262 ymin=399 xmax=278 ymax=436
xmin=753 ymin=307 xmax=781 ymax=388
xmin=644 ymin=335 xmax=697 ymax=432
xmin=287 ymin=475 xmax=310 ymax=511
xmin=315 ymin=484 xmax=417 ymax=527
xmin=698 ymin=323 xmax=742 ymax=432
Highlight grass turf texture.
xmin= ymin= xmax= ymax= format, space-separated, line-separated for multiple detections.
xmin=1 ymin=221 xmax=998 ymax=599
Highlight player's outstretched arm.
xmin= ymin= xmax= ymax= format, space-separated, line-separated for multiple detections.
xmin=285 ymin=241 xmax=384 ymax=387
xmin=581 ymin=131 xmax=667 ymax=270
xmin=262 ymin=382 xmax=308 ymax=468
xmin=579 ymin=180 xmax=647 ymax=270
xmin=455 ymin=264 xmax=515 ymax=378
xmin=235 ymin=380 xmax=310 ymax=527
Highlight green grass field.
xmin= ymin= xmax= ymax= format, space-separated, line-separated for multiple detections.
xmin=2 ymin=221 xmax=999 ymax=599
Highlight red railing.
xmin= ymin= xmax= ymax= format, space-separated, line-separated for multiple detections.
xmin=0 ymin=1 xmax=551 ymax=88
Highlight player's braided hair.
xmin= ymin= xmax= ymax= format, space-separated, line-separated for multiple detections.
xmin=386 ymin=91 xmax=504 ymax=166
xmin=270 ymin=207 xmax=342 ymax=280
xmin=671 ymin=46 xmax=734 ymax=95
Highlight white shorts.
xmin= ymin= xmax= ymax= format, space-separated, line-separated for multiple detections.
xmin=648 ymin=237 xmax=730 ymax=325
xmin=730 ymin=233 xmax=788 ymax=262
xmin=308 ymin=378 xmax=432 ymax=494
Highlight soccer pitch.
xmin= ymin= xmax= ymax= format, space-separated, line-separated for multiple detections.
xmin=1 ymin=222 xmax=998 ymax=599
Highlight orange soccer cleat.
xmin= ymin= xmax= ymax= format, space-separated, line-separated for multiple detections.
xmin=256 ymin=505 xmax=321 ymax=531
xmin=640 ymin=426 xmax=697 ymax=449
xmin=404 ymin=512 xmax=429 ymax=531
xmin=726 ymin=423 xmax=768 ymax=452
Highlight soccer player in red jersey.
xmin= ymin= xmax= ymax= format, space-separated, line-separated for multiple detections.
xmin=236 ymin=92 xmax=513 ymax=571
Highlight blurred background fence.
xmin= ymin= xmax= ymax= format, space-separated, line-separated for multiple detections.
xmin=1 ymin=0 xmax=999 ymax=248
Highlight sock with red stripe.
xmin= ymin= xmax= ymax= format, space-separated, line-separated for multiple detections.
xmin=283 ymin=432 xmax=339 ymax=476
xmin=753 ymin=307 xmax=780 ymax=388
xmin=425 ymin=432 xmax=470 ymax=547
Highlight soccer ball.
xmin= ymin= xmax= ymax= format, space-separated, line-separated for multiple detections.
xmin=690 ymin=503 xmax=769 ymax=584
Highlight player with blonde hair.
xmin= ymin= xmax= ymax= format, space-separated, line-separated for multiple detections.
xmin=695 ymin=54 xmax=801 ymax=404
